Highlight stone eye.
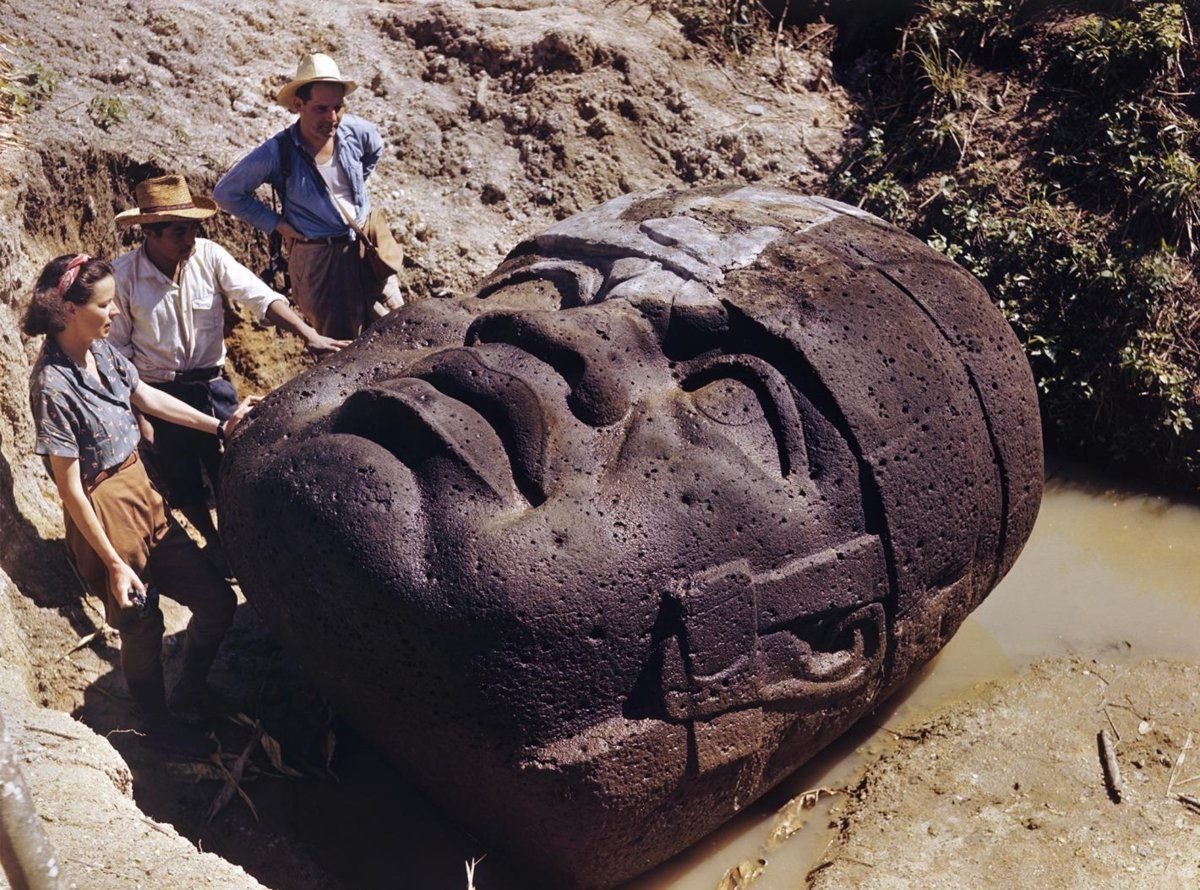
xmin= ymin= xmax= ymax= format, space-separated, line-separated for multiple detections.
xmin=684 ymin=366 xmax=787 ymax=477
xmin=689 ymin=376 xmax=768 ymax=427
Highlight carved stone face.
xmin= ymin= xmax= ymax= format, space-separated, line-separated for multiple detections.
xmin=220 ymin=187 xmax=1042 ymax=887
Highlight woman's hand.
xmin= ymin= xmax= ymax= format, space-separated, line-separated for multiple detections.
xmin=107 ymin=560 xmax=145 ymax=609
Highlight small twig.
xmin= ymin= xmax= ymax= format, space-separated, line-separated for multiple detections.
xmin=1173 ymin=772 xmax=1200 ymax=789
xmin=840 ymin=857 xmax=876 ymax=869
xmin=26 ymin=724 xmax=83 ymax=742
xmin=55 ymin=99 xmax=85 ymax=118
xmin=91 ymin=684 xmax=123 ymax=704
xmin=1098 ymin=729 xmax=1123 ymax=803
xmin=140 ymin=817 xmax=172 ymax=837
xmin=1166 ymin=733 xmax=1193 ymax=799
xmin=105 ymin=727 xmax=146 ymax=739
xmin=464 ymin=855 xmax=485 ymax=890
xmin=56 ymin=628 xmax=107 ymax=662
xmin=1101 ymin=706 xmax=1120 ymax=741
xmin=879 ymin=725 xmax=923 ymax=741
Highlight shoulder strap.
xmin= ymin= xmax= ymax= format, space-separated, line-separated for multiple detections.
xmin=272 ymin=130 xmax=292 ymax=212
xmin=290 ymin=137 xmax=374 ymax=244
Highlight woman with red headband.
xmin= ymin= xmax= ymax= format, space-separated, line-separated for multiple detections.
xmin=23 ymin=253 xmax=256 ymax=749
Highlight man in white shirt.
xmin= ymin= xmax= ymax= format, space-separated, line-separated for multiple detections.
xmin=111 ymin=174 xmax=348 ymax=542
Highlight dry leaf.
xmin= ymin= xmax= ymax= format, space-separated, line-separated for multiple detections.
xmin=768 ymin=787 xmax=845 ymax=846
xmin=259 ymin=731 xmax=305 ymax=778
xmin=718 ymin=857 xmax=766 ymax=889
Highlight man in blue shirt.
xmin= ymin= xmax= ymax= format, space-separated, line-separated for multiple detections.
xmin=214 ymin=53 xmax=402 ymax=340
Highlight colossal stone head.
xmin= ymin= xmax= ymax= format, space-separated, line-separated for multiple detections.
xmin=219 ymin=186 xmax=1042 ymax=887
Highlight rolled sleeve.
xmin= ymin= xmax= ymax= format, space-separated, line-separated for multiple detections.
xmin=208 ymin=241 xmax=281 ymax=321
xmin=34 ymin=392 xmax=80 ymax=459
xmin=214 ymin=141 xmax=283 ymax=234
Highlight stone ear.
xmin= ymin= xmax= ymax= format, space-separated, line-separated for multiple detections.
xmin=755 ymin=602 xmax=886 ymax=711
xmin=656 ymin=545 xmax=890 ymax=721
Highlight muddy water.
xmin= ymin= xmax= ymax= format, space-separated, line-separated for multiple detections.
xmin=626 ymin=461 xmax=1200 ymax=889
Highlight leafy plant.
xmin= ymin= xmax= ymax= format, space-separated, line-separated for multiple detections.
xmin=88 ymin=95 xmax=126 ymax=130
xmin=0 ymin=60 xmax=58 ymax=118
xmin=832 ymin=0 xmax=1200 ymax=488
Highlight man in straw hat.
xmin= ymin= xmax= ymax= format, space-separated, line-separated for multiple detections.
xmin=112 ymin=173 xmax=348 ymax=545
xmin=214 ymin=52 xmax=403 ymax=341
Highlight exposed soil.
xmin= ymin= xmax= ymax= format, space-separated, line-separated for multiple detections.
xmin=808 ymin=657 xmax=1200 ymax=889
xmin=1 ymin=2 xmax=1198 ymax=889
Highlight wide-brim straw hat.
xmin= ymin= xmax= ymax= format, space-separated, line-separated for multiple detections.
xmin=114 ymin=175 xmax=218 ymax=227
xmin=276 ymin=52 xmax=358 ymax=108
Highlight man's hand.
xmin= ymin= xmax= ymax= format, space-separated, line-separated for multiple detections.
xmin=305 ymin=334 xmax=351 ymax=355
xmin=224 ymin=396 xmax=264 ymax=439
xmin=108 ymin=561 xmax=145 ymax=610
xmin=275 ymin=220 xmax=303 ymax=242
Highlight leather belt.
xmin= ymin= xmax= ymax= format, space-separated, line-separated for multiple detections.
xmin=88 ymin=450 xmax=139 ymax=492
xmin=291 ymin=233 xmax=352 ymax=245
xmin=173 ymin=366 xmax=222 ymax=383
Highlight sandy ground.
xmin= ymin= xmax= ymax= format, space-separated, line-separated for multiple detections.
xmin=803 ymin=657 xmax=1200 ymax=889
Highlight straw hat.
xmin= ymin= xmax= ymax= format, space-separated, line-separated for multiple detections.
xmin=114 ymin=175 xmax=218 ymax=227
xmin=276 ymin=52 xmax=358 ymax=108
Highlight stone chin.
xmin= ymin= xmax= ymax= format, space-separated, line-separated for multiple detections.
xmin=219 ymin=185 xmax=1042 ymax=888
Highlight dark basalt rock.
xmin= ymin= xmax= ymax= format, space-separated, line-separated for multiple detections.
xmin=219 ymin=186 xmax=1043 ymax=888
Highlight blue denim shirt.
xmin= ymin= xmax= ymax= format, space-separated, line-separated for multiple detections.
xmin=213 ymin=114 xmax=383 ymax=240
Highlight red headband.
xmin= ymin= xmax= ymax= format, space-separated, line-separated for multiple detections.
xmin=56 ymin=254 xmax=90 ymax=297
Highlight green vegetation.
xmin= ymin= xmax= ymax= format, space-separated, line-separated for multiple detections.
xmin=0 ymin=60 xmax=58 ymax=119
xmin=88 ymin=95 xmax=126 ymax=130
xmin=832 ymin=1 xmax=1200 ymax=487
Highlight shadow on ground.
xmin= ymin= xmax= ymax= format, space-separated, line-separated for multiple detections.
xmin=74 ymin=600 xmax=534 ymax=890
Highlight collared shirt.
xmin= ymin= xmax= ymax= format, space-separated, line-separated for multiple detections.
xmin=213 ymin=114 xmax=383 ymax=239
xmin=30 ymin=338 xmax=141 ymax=487
xmin=109 ymin=238 xmax=281 ymax=384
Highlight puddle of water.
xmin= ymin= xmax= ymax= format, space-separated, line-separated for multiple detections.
xmin=623 ymin=463 xmax=1200 ymax=889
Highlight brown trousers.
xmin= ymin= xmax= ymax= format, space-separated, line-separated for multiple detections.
xmin=64 ymin=456 xmax=235 ymax=691
xmin=288 ymin=238 xmax=384 ymax=340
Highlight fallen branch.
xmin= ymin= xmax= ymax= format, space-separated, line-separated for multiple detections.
xmin=1098 ymin=729 xmax=1123 ymax=803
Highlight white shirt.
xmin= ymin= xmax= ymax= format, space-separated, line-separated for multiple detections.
xmin=316 ymin=155 xmax=358 ymax=226
xmin=110 ymin=239 xmax=281 ymax=384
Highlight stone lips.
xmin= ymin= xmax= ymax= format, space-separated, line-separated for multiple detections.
xmin=218 ymin=187 xmax=1042 ymax=887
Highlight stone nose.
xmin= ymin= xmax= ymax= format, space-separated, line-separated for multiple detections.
xmin=466 ymin=306 xmax=653 ymax=427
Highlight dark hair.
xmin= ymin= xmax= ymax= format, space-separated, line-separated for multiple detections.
xmin=142 ymin=221 xmax=171 ymax=236
xmin=296 ymin=81 xmax=345 ymax=103
xmin=21 ymin=254 xmax=114 ymax=336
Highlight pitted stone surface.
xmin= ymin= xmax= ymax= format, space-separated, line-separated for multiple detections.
xmin=219 ymin=186 xmax=1043 ymax=888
